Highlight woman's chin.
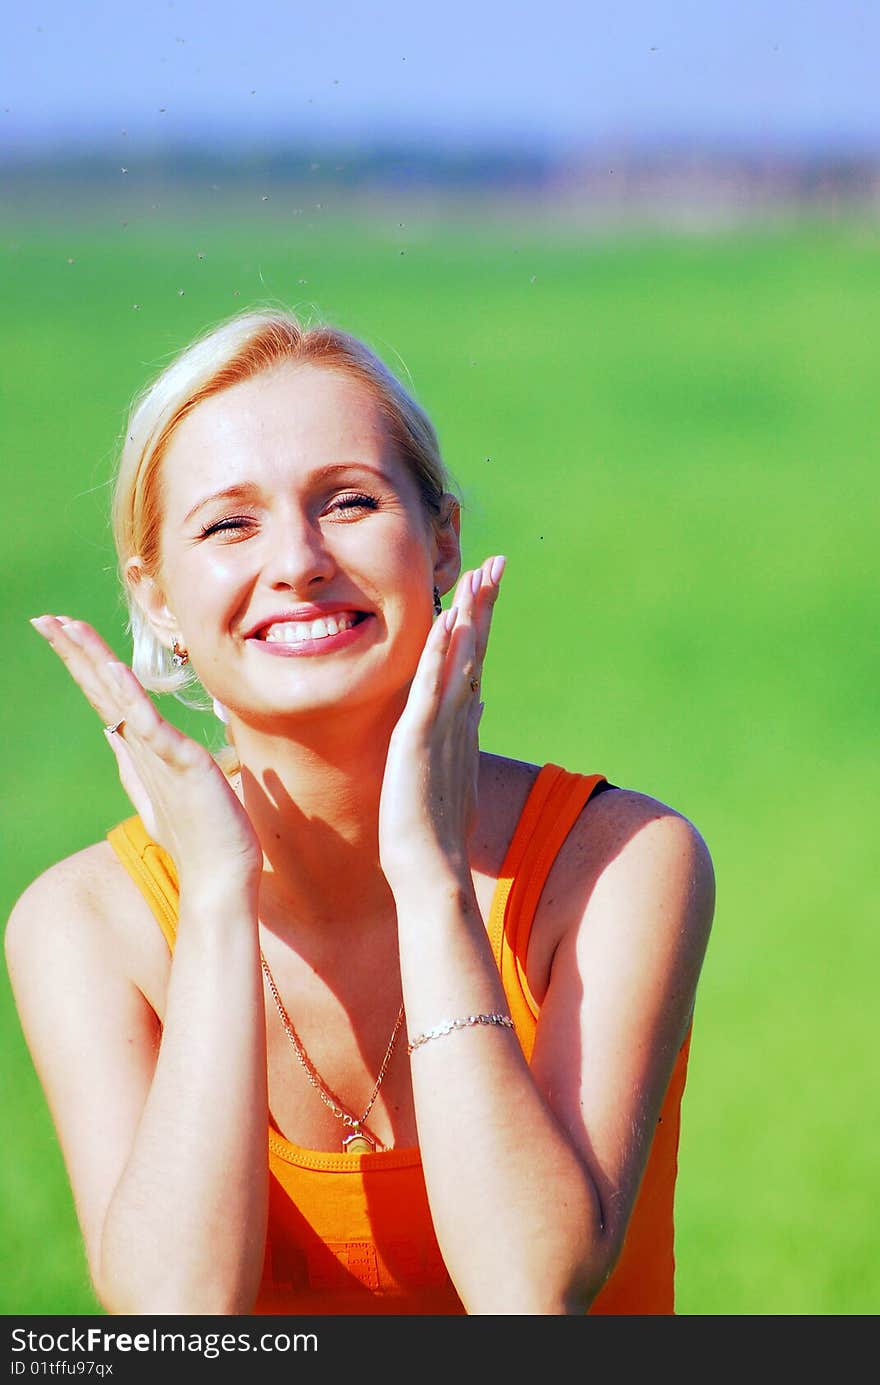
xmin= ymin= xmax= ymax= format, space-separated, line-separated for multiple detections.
xmin=219 ymin=675 xmax=408 ymax=735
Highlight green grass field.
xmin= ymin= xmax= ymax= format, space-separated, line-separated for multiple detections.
xmin=2 ymin=208 xmax=877 ymax=1315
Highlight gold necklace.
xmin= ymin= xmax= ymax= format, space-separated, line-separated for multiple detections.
xmin=260 ymin=951 xmax=405 ymax=1154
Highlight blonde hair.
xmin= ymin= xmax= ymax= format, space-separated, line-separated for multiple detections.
xmin=111 ymin=307 xmax=455 ymax=696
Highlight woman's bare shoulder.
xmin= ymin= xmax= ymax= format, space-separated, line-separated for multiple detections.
xmin=5 ymin=839 xmax=168 ymax=997
xmin=569 ymin=779 xmax=712 ymax=857
xmin=9 ymin=839 xmax=138 ymax=924
xmin=476 ymin=751 xmax=713 ymax=878
xmin=546 ymin=778 xmax=714 ymax=923
xmin=515 ymin=771 xmax=715 ymax=1001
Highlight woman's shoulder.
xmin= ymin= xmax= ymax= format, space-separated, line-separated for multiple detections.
xmin=479 ymin=753 xmax=714 ymax=981
xmin=5 ymin=835 xmax=167 ymax=989
xmin=9 ymin=838 xmax=134 ymax=920
xmin=571 ymin=777 xmax=712 ymax=862
xmin=541 ymin=773 xmax=715 ymax=984
xmin=479 ymin=750 xmax=712 ymax=864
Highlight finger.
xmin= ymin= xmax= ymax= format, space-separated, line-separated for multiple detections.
xmin=31 ymin=616 xmax=129 ymax=726
xmin=413 ymin=569 xmax=477 ymax=716
xmin=31 ymin=616 xmax=204 ymax=772
xmin=103 ymin=662 xmax=207 ymax=770
xmin=103 ymin=728 xmax=159 ymax=832
xmin=441 ymin=600 xmax=480 ymax=712
xmin=449 ymin=555 xmax=504 ymax=691
xmin=448 ymin=564 xmax=480 ymax=612
xmin=472 ymin=555 xmax=505 ymax=670
xmin=449 ymin=559 xmax=501 ymax=640
xmin=41 ymin=622 xmax=190 ymax=757
xmin=60 ymin=623 xmax=144 ymax=719
xmin=399 ymin=604 xmax=460 ymax=729
xmin=451 ymin=568 xmax=490 ymax=694
xmin=55 ymin=616 xmax=119 ymax=663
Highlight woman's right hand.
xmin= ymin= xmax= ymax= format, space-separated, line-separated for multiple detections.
xmin=31 ymin=616 xmax=263 ymax=895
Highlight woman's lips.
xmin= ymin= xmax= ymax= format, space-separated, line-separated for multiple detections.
xmin=248 ymin=611 xmax=373 ymax=657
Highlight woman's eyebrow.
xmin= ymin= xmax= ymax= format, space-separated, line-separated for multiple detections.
xmin=183 ymin=464 xmax=395 ymax=524
xmin=183 ymin=484 xmax=258 ymax=524
xmin=309 ymin=462 xmax=396 ymax=486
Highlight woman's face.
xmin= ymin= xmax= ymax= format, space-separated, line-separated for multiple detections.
xmin=142 ymin=361 xmax=457 ymax=728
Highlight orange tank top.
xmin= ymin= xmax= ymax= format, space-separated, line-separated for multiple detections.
xmin=106 ymin=763 xmax=691 ymax=1315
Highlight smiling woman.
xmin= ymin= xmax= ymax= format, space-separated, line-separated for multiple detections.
xmin=125 ymin=360 xmax=452 ymax=735
xmin=5 ymin=306 xmax=715 ymax=1317
xmin=112 ymin=312 xmax=451 ymax=697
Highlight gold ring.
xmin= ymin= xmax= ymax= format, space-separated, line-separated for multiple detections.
xmin=104 ymin=720 xmax=125 ymax=736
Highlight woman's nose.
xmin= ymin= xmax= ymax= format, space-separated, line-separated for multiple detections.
xmin=261 ymin=510 xmax=336 ymax=591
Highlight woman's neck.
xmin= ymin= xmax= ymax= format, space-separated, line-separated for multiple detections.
xmin=226 ymin=698 xmax=403 ymax=938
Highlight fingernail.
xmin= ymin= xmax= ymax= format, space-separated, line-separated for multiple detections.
xmin=443 ymin=607 xmax=459 ymax=632
xmin=30 ymin=616 xmax=51 ymax=633
xmin=60 ymin=622 xmax=85 ymax=645
xmin=470 ymin=568 xmax=483 ymax=595
xmin=490 ymin=555 xmax=507 ymax=583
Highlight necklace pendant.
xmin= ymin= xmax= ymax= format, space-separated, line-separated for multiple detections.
xmin=342 ymin=1125 xmax=376 ymax=1154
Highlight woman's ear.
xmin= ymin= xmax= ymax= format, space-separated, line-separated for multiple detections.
xmin=432 ymin=493 xmax=462 ymax=596
xmin=125 ymin=557 xmax=179 ymax=649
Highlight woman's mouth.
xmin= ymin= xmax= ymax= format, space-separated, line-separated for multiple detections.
xmin=250 ymin=611 xmax=372 ymax=656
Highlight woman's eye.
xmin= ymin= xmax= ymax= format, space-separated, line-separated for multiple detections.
xmin=199 ymin=515 xmax=255 ymax=538
xmin=327 ymin=493 xmax=380 ymax=518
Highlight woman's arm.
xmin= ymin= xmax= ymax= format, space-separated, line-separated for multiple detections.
xmin=6 ymin=857 xmax=268 ymax=1315
xmin=381 ymin=562 xmax=715 ymax=1314
xmin=7 ymin=617 xmax=269 ymax=1315
xmin=394 ymin=800 xmax=713 ymax=1315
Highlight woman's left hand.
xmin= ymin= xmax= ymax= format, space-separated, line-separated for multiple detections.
xmin=378 ymin=555 xmax=505 ymax=890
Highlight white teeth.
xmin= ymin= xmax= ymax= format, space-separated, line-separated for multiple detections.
xmin=263 ymin=614 xmax=356 ymax=643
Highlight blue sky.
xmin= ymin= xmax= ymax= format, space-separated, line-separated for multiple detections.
xmin=4 ymin=1 xmax=880 ymax=156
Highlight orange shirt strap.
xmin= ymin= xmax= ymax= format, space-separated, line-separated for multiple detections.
xmin=107 ymin=816 xmax=180 ymax=952
xmin=487 ymin=764 xmax=607 ymax=1056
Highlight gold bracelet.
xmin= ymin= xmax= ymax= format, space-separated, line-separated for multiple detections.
xmin=406 ymin=1012 xmax=515 ymax=1055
